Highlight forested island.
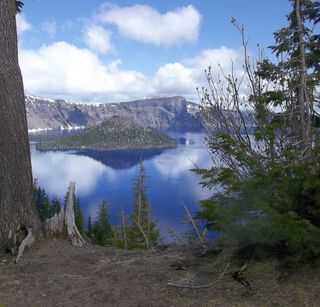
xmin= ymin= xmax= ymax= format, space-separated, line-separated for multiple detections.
xmin=35 ymin=116 xmax=177 ymax=151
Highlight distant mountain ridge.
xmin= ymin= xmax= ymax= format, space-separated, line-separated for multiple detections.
xmin=26 ymin=95 xmax=203 ymax=132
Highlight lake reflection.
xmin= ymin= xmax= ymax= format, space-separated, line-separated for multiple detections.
xmin=31 ymin=132 xmax=212 ymax=242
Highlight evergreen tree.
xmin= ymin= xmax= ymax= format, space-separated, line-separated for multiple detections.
xmin=50 ymin=195 xmax=61 ymax=217
xmin=113 ymin=209 xmax=129 ymax=249
xmin=39 ymin=191 xmax=50 ymax=222
xmin=93 ymin=199 xmax=113 ymax=246
xmin=87 ymin=215 xmax=93 ymax=238
xmin=128 ymin=162 xmax=160 ymax=249
xmin=33 ymin=184 xmax=50 ymax=222
xmin=74 ymin=195 xmax=84 ymax=235
xmin=196 ymin=0 xmax=320 ymax=266
xmin=0 ymin=0 xmax=41 ymax=253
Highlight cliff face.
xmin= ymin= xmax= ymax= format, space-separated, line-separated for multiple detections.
xmin=26 ymin=95 xmax=202 ymax=132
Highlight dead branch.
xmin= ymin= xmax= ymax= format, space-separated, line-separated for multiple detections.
xmin=232 ymin=263 xmax=251 ymax=288
xmin=167 ymin=281 xmax=217 ymax=289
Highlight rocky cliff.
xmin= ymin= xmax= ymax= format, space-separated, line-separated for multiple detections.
xmin=26 ymin=95 xmax=202 ymax=132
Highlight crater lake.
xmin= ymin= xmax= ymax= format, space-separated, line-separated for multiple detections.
xmin=30 ymin=132 xmax=212 ymax=242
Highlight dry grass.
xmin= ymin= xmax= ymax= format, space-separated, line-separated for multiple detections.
xmin=0 ymin=240 xmax=320 ymax=306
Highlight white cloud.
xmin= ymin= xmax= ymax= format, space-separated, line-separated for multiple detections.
xmin=83 ymin=25 xmax=112 ymax=53
xmin=20 ymin=41 xmax=153 ymax=101
xmin=41 ymin=20 xmax=57 ymax=37
xmin=16 ymin=14 xmax=32 ymax=34
xmin=185 ymin=47 xmax=243 ymax=73
xmin=19 ymin=39 xmax=243 ymax=102
xmin=153 ymin=47 xmax=243 ymax=98
xmin=154 ymin=63 xmax=196 ymax=95
xmin=98 ymin=4 xmax=201 ymax=46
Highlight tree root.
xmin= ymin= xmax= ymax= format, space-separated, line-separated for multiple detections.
xmin=14 ymin=227 xmax=35 ymax=263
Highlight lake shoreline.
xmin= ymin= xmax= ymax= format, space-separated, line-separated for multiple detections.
xmin=35 ymin=142 xmax=177 ymax=152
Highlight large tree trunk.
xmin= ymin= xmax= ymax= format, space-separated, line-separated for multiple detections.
xmin=0 ymin=0 xmax=41 ymax=253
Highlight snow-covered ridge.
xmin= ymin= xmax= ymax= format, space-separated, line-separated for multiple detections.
xmin=26 ymin=94 xmax=202 ymax=132
xmin=28 ymin=126 xmax=85 ymax=133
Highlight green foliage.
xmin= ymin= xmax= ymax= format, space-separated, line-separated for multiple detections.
xmin=36 ymin=116 xmax=176 ymax=151
xmin=33 ymin=180 xmax=50 ymax=221
xmin=74 ymin=196 xmax=84 ymax=235
xmin=33 ymin=181 xmax=62 ymax=221
xmin=15 ymin=1 xmax=24 ymax=13
xmin=127 ymin=162 xmax=160 ymax=249
xmin=198 ymin=160 xmax=320 ymax=264
xmin=87 ymin=215 xmax=93 ymax=238
xmin=50 ymin=195 xmax=61 ymax=217
xmin=92 ymin=199 xmax=113 ymax=246
xmin=197 ymin=1 xmax=320 ymax=266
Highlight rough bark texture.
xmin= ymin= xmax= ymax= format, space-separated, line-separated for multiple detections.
xmin=44 ymin=182 xmax=85 ymax=247
xmin=0 ymin=0 xmax=41 ymax=252
xmin=295 ymin=0 xmax=310 ymax=149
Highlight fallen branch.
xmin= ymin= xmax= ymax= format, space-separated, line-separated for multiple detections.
xmin=168 ymin=261 xmax=231 ymax=290
xmin=167 ymin=281 xmax=217 ymax=289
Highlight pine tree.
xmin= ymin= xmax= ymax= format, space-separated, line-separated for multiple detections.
xmin=33 ymin=185 xmax=50 ymax=222
xmin=87 ymin=215 xmax=93 ymax=238
xmin=40 ymin=191 xmax=50 ymax=222
xmin=0 ymin=0 xmax=41 ymax=252
xmin=50 ymin=195 xmax=61 ymax=217
xmin=128 ymin=162 xmax=160 ymax=249
xmin=196 ymin=0 xmax=320 ymax=265
xmin=93 ymin=199 xmax=113 ymax=246
xmin=74 ymin=195 xmax=84 ymax=235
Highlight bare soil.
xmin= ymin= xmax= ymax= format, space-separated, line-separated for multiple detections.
xmin=0 ymin=239 xmax=320 ymax=306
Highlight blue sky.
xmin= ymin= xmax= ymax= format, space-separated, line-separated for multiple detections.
xmin=17 ymin=0 xmax=292 ymax=102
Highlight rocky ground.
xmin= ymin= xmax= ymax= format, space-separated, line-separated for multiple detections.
xmin=0 ymin=239 xmax=320 ymax=306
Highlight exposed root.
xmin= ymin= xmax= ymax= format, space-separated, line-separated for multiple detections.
xmin=14 ymin=227 xmax=35 ymax=263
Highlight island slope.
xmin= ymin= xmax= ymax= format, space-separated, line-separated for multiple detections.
xmin=36 ymin=116 xmax=176 ymax=150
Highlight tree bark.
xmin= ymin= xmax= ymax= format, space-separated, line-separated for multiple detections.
xmin=0 ymin=0 xmax=41 ymax=252
xmin=44 ymin=182 xmax=85 ymax=247
xmin=295 ymin=0 xmax=310 ymax=150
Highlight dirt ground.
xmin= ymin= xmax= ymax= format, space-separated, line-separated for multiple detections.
xmin=0 ymin=239 xmax=320 ymax=307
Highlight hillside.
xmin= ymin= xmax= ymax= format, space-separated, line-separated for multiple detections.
xmin=36 ymin=116 xmax=176 ymax=150
xmin=26 ymin=95 xmax=202 ymax=132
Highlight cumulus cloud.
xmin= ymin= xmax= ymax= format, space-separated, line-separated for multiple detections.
xmin=97 ymin=4 xmax=201 ymax=46
xmin=154 ymin=63 xmax=196 ymax=95
xmin=153 ymin=46 xmax=243 ymax=98
xmin=185 ymin=47 xmax=243 ymax=73
xmin=19 ymin=39 xmax=243 ymax=102
xmin=83 ymin=25 xmax=112 ymax=53
xmin=16 ymin=14 xmax=32 ymax=34
xmin=20 ymin=41 xmax=152 ymax=101
xmin=41 ymin=20 xmax=57 ymax=37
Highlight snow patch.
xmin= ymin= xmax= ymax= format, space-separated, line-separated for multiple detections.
xmin=28 ymin=127 xmax=54 ymax=133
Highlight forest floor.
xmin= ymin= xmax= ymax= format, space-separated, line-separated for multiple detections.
xmin=0 ymin=239 xmax=320 ymax=306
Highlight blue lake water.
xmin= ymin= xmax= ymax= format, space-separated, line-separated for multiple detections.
xmin=30 ymin=132 xmax=213 ymax=242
